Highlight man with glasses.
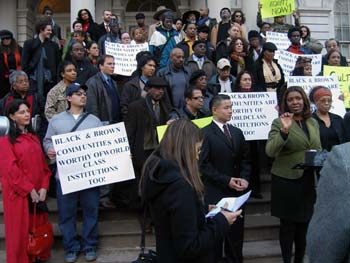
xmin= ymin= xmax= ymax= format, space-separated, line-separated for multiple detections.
xmin=168 ymin=86 xmax=209 ymax=120
xmin=44 ymin=83 xmax=102 ymax=262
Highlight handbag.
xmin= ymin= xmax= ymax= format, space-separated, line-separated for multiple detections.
xmin=27 ymin=203 xmax=54 ymax=257
xmin=132 ymin=206 xmax=157 ymax=263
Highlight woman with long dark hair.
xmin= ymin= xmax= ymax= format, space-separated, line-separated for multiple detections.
xmin=0 ymin=99 xmax=51 ymax=263
xmin=140 ymin=119 xmax=242 ymax=263
xmin=266 ymin=86 xmax=321 ymax=263
xmin=227 ymin=37 xmax=251 ymax=77
xmin=76 ymin=9 xmax=99 ymax=41
xmin=0 ymin=30 xmax=22 ymax=98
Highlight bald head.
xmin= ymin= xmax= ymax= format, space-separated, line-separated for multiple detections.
xmin=170 ymin=48 xmax=185 ymax=69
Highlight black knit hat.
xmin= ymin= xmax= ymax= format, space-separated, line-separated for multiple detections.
xmin=189 ymin=70 xmax=207 ymax=85
xmin=42 ymin=5 xmax=53 ymax=15
xmin=192 ymin=40 xmax=207 ymax=49
xmin=197 ymin=25 xmax=210 ymax=34
xmin=248 ymin=30 xmax=260 ymax=40
xmin=135 ymin=13 xmax=145 ymax=19
xmin=262 ymin=42 xmax=277 ymax=52
xmin=0 ymin=30 xmax=13 ymax=40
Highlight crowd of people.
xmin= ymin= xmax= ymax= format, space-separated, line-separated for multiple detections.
xmin=0 ymin=3 xmax=349 ymax=263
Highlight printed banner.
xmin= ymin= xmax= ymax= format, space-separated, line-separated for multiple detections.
xmin=266 ymin=31 xmax=290 ymax=50
xmin=275 ymin=50 xmax=322 ymax=76
xmin=157 ymin=117 xmax=213 ymax=142
xmin=287 ymin=76 xmax=346 ymax=117
xmin=261 ymin=0 xmax=295 ymax=19
xmin=323 ymin=65 xmax=350 ymax=108
xmin=53 ymin=123 xmax=135 ymax=194
xmin=227 ymin=92 xmax=278 ymax=140
xmin=105 ymin=42 xmax=149 ymax=76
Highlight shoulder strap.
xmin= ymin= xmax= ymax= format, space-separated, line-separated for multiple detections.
xmin=70 ymin=112 xmax=89 ymax=132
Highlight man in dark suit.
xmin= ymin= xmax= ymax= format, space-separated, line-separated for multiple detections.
xmin=199 ymin=94 xmax=251 ymax=263
xmin=122 ymin=76 xmax=171 ymax=208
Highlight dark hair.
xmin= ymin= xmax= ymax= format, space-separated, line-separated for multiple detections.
xmin=234 ymin=70 xmax=254 ymax=91
xmin=97 ymin=54 xmax=114 ymax=67
xmin=173 ymin=17 xmax=182 ymax=24
xmin=291 ymin=57 xmax=312 ymax=76
xmin=0 ymin=37 xmax=19 ymax=54
xmin=324 ymin=38 xmax=340 ymax=48
xmin=287 ymin=27 xmax=301 ymax=39
xmin=86 ymin=41 xmax=98 ymax=50
xmin=232 ymin=10 xmax=246 ymax=24
xmin=59 ymin=60 xmax=77 ymax=78
xmin=136 ymin=54 xmax=156 ymax=76
xmin=5 ymin=99 xmax=35 ymax=144
xmin=73 ymin=30 xmax=86 ymax=38
xmin=184 ymin=86 xmax=202 ymax=100
xmin=300 ymin=25 xmax=310 ymax=39
xmin=35 ymin=19 xmax=52 ymax=34
xmin=309 ymin=86 xmax=330 ymax=103
xmin=228 ymin=37 xmax=248 ymax=54
xmin=280 ymin=86 xmax=311 ymax=118
xmin=77 ymin=9 xmax=94 ymax=23
xmin=220 ymin=7 xmax=231 ymax=16
xmin=64 ymin=41 xmax=85 ymax=61
xmin=260 ymin=22 xmax=271 ymax=29
xmin=210 ymin=94 xmax=231 ymax=111
xmin=72 ymin=20 xmax=83 ymax=30
xmin=141 ymin=119 xmax=204 ymax=199
xmin=183 ymin=22 xmax=197 ymax=32
xmin=325 ymin=49 xmax=341 ymax=64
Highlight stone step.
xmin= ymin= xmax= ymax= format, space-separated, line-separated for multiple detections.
xmin=0 ymin=240 xmax=282 ymax=262
xmin=0 ymin=213 xmax=279 ymax=249
xmin=245 ymin=191 xmax=271 ymax=215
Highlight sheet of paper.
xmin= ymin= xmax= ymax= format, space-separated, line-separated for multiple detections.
xmin=205 ymin=191 xmax=251 ymax=218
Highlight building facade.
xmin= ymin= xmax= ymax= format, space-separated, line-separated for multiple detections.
xmin=0 ymin=0 xmax=348 ymax=57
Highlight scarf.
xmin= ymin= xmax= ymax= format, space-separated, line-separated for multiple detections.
xmin=262 ymin=59 xmax=281 ymax=85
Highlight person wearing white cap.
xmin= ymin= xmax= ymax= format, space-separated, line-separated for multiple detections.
xmin=208 ymin=58 xmax=236 ymax=95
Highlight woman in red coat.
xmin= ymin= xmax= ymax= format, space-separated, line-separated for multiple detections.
xmin=0 ymin=99 xmax=51 ymax=263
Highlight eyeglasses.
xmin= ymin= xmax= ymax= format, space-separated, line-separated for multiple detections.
xmin=73 ymin=92 xmax=87 ymax=97
xmin=235 ymin=15 xmax=242 ymax=17
xmin=235 ymin=42 xmax=243 ymax=46
xmin=1 ymin=37 xmax=11 ymax=40
xmin=192 ymin=96 xmax=204 ymax=100
xmin=16 ymin=79 xmax=29 ymax=84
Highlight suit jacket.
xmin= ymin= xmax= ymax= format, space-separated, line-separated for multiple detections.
xmin=199 ymin=122 xmax=251 ymax=204
xmin=266 ymin=117 xmax=321 ymax=179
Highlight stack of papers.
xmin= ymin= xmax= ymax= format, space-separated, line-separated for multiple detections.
xmin=206 ymin=191 xmax=251 ymax=218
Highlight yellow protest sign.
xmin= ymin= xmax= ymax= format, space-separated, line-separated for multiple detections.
xmin=261 ymin=0 xmax=295 ymax=19
xmin=323 ymin=65 xmax=350 ymax=108
xmin=157 ymin=117 xmax=213 ymax=142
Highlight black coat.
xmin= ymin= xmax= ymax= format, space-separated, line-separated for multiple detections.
xmin=120 ymin=76 xmax=142 ymax=119
xmin=125 ymin=96 xmax=171 ymax=174
xmin=141 ymin=153 xmax=230 ymax=263
xmin=199 ymin=122 xmax=251 ymax=204
xmin=21 ymin=37 xmax=60 ymax=83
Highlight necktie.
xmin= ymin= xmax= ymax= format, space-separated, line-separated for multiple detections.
xmin=197 ymin=58 xmax=203 ymax=69
xmin=153 ymin=102 xmax=160 ymax=122
xmin=223 ymin=124 xmax=232 ymax=144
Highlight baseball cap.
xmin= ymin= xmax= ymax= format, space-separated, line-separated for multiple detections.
xmin=66 ymin=83 xmax=88 ymax=96
xmin=217 ymin=58 xmax=231 ymax=69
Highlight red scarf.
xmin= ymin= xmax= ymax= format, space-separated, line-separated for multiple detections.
xmin=2 ymin=49 xmax=21 ymax=78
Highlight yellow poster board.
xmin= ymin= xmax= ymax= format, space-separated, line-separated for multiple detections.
xmin=323 ymin=65 xmax=350 ymax=108
xmin=261 ymin=0 xmax=295 ymax=19
xmin=157 ymin=117 xmax=213 ymax=142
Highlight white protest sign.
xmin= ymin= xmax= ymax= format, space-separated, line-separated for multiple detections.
xmin=226 ymin=92 xmax=278 ymax=140
xmin=275 ymin=50 xmax=322 ymax=76
xmin=52 ymin=122 xmax=135 ymax=194
xmin=266 ymin=31 xmax=290 ymax=50
xmin=287 ymin=76 xmax=346 ymax=117
xmin=105 ymin=42 xmax=149 ymax=76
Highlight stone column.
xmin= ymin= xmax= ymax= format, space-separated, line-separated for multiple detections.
xmin=71 ymin=0 xmax=95 ymax=31
xmin=207 ymin=0 xmax=231 ymax=21
xmin=0 ymin=0 xmax=17 ymax=37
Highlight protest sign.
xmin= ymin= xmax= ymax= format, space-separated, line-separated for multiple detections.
xmin=266 ymin=31 xmax=290 ymax=50
xmin=52 ymin=122 xmax=135 ymax=194
xmin=157 ymin=117 xmax=213 ymax=142
xmin=287 ymin=76 xmax=346 ymax=117
xmin=227 ymin=92 xmax=278 ymax=140
xmin=276 ymin=50 xmax=322 ymax=76
xmin=260 ymin=0 xmax=295 ymax=18
xmin=323 ymin=65 xmax=350 ymax=108
xmin=105 ymin=42 xmax=149 ymax=76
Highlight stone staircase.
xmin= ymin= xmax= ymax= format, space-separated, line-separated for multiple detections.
xmin=0 ymin=173 xmax=282 ymax=262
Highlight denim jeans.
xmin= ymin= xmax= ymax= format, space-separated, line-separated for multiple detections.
xmin=56 ymin=180 xmax=100 ymax=252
